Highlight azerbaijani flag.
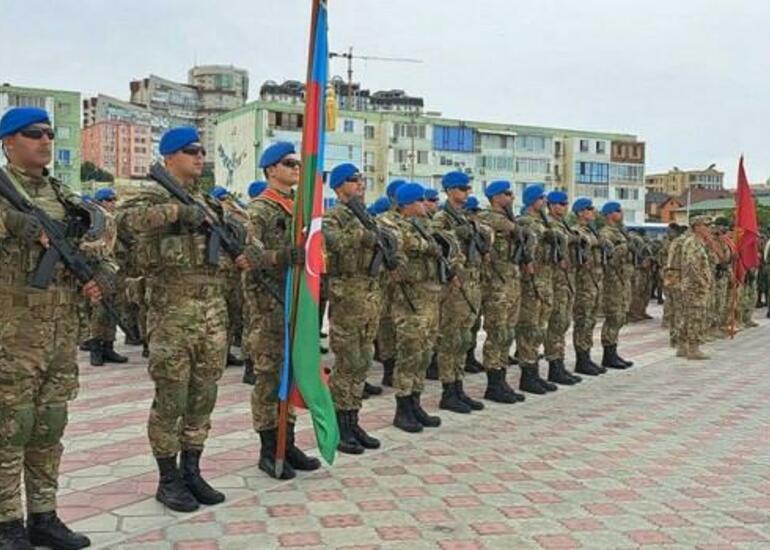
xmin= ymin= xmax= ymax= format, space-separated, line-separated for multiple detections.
xmin=279 ymin=0 xmax=338 ymax=465
xmin=734 ymin=155 xmax=759 ymax=284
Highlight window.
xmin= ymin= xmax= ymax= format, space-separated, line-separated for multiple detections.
xmin=364 ymin=125 xmax=375 ymax=139
xmin=433 ymin=125 xmax=474 ymax=152
xmin=515 ymin=135 xmax=551 ymax=153
xmin=593 ymin=187 xmax=609 ymax=198
xmin=576 ymin=162 xmax=609 ymax=184
xmin=554 ymin=141 xmax=562 ymax=157
xmin=56 ymin=126 xmax=71 ymax=140
xmin=480 ymin=134 xmax=513 ymax=149
xmin=596 ymin=141 xmax=606 ymax=154
xmin=417 ymin=151 xmax=429 ymax=164
xmin=343 ymin=119 xmax=354 ymax=133
xmin=515 ymin=158 xmax=550 ymax=175
xmin=579 ymin=139 xmax=589 ymax=153
xmin=56 ymin=149 xmax=72 ymax=166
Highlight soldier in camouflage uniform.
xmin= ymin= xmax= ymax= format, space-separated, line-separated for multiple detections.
xmin=119 ymin=127 xmax=262 ymax=512
xmin=543 ymin=191 xmax=582 ymax=385
xmin=515 ymin=185 xmax=559 ymax=394
xmin=659 ymin=224 xmax=678 ymax=329
xmin=571 ymin=198 xmax=607 ymax=376
xmin=628 ymin=230 xmax=654 ymax=322
xmin=242 ymin=142 xmax=321 ymax=480
xmin=709 ymin=219 xmax=733 ymax=338
xmin=322 ymin=163 xmax=384 ymax=454
xmin=421 ymin=187 xmax=443 ymax=381
xmin=678 ymin=216 xmax=715 ymax=359
xmin=599 ymin=202 xmax=635 ymax=369
xmin=433 ymin=171 xmax=487 ymax=413
xmin=88 ymin=187 xmax=130 ymax=367
xmin=476 ymin=181 xmax=526 ymax=404
xmin=664 ymin=225 xmax=688 ymax=348
xmin=374 ymin=180 xmax=406 ymax=387
xmin=384 ymin=182 xmax=443 ymax=433
xmin=0 ymin=107 xmax=108 ymax=549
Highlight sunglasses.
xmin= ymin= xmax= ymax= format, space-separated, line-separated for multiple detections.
xmin=428 ymin=198 xmax=439 ymax=203
xmin=181 ymin=145 xmax=206 ymax=157
xmin=346 ymin=175 xmax=362 ymax=183
xmin=20 ymin=127 xmax=55 ymax=140
xmin=280 ymin=159 xmax=302 ymax=169
xmin=456 ymin=186 xmax=472 ymax=192
xmin=502 ymin=191 xmax=513 ymax=197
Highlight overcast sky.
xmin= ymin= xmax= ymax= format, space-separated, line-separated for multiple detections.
xmin=2 ymin=0 xmax=768 ymax=185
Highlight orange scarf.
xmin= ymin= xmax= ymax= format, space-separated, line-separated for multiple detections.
xmin=259 ymin=187 xmax=294 ymax=216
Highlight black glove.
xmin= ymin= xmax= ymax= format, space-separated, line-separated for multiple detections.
xmin=177 ymin=204 xmax=205 ymax=229
xmin=454 ymin=224 xmax=473 ymax=240
xmin=4 ymin=210 xmax=43 ymax=244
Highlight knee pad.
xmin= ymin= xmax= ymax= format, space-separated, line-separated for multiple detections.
xmin=34 ymin=403 xmax=68 ymax=446
xmin=1 ymin=405 xmax=35 ymax=447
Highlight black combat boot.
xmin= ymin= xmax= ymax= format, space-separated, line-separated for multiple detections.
xmin=499 ymin=368 xmax=526 ymax=402
xmin=258 ymin=429 xmax=296 ymax=480
xmin=484 ymin=369 xmax=519 ymax=404
xmin=439 ymin=382 xmax=471 ymax=413
xmin=363 ymin=381 xmax=383 ymax=397
xmin=393 ymin=395 xmax=423 ymax=432
xmin=411 ymin=393 xmax=441 ymax=427
xmin=548 ymin=360 xmax=577 ymax=385
xmin=337 ymin=410 xmax=365 ymax=455
xmin=351 ymin=410 xmax=381 ymax=448
xmin=124 ymin=332 xmax=143 ymax=346
xmin=464 ymin=349 xmax=484 ymax=374
xmin=519 ymin=364 xmax=547 ymax=395
xmin=0 ymin=519 xmax=32 ymax=550
xmin=381 ymin=358 xmax=395 ymax=387
xmin=180 ymin=449 xmax=225 ymax=505
xmin=142 ymin=342 xmax=150 ymax=358
xmin=89 ymin=340 xmax=105 ymax=367
xmin=226 ymin=352 xmax=244 ymax=367
xmin=286 ymin=423 xmax=322 ymax=471
xmin=456 ymin=380 xmax=484 ymax=410
xmin=602 ymin=345 xmax=629 ymax=369
xmin=102 ymin=341 xmax=128 ymax=364
xmin=78 ymin=339 xmax=94 ymax=352
xmin=508 ymin=350 xmax=519 ymax=365
xmin=575 ymin=349 xmax=602 ymax=376
xmin=766 ymin=306 xmax=770 ymax=319
xmin=242 ymin=358 xmax=256 ymax=385
xmin=616 ymin=348 xmax=634 ymax=367
xmin=587 ymin=351 xmax=607 ymax=373
xmin=154 ymin=456 xmax=199 ymax=512
xmin=534 ymin=364 xmax=558 ymax=392
xmin=426 ymin=352 xmax=439 ymax=380
xmin=27 ymin=512 xmax=90 ymax=550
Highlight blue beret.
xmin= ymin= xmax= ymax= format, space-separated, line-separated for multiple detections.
xmin=81 ymin=193 xmax=92 ymax=203
xmin=0 ymin=107 xmax=50 ymax=138
xmin=248 ymin=180 xmax=267 ymax=198
xmin=210 ymin=185 xmax=228 ymax=200
xmin=464 ymin=196 xmax=481 ymax=212
xmin=547 ymin=190 xmax=568 ymax=204
xmin=601 ymin=201 xmax=622 ymax=215
xmin=396 ymin=183 xmax=425 ymax=207
xmin=424 ymin=188 xmax=439 ymax=201
xmin=572 ymin=197 xmax=594 ymax=214
xmin=367 ymin=196 xmax=391 ymax=216
xmin=485 ymin=180 xmax=511 ymax=199
xmin=522 ymin=184 xmax=546 ymax=208
xmin=441 ymin=171 xmax=471 ymax=190
xmin=159 ymin=127 xmax=200 ymax=156
xmin=259 ymin=141 xmax=296 ymax=168
xmin=329 ymin=163 xmax=360 ymax=190
xmin=94 ymin=188 xmax=116 ymax=202
xmin=386 ymin=179 xmax=407 ymax=199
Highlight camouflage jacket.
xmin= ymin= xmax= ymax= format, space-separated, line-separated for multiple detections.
xmin=390 ymin=213 xmax=442 ymax=291
xmin=664 ymin=234 xmax=687 ymax=289
xmin=517 ymin=210 xmax=553 ymax=287
xmin=573 ymin=222 xmax=604 ymax=288
xmin=680 ymin=232 xmax=713 ymax=305
xmin=599 ymin=223 xmax=632 ymax=285
xmin=243 ymin=188 xmax=294 ymax=292
xmin=0 ymin=165 xmax=115 ymax=298
xmin=322 ymin=201 xmax=382 ymax=284
xmin=475 ymin=208 xmax=520 ymax=282
xmin=547 ymin=215 xmax=577 ymax=292
xmin=432 ymin=202 xmax=490 ymax=281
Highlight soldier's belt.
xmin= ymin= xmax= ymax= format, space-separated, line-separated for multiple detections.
xmin=0 ymin=285 xmax=78 ymax=307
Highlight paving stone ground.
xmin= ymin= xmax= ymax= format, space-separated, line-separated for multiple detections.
xmin=56 ymin=304 xmax=770 ymax=549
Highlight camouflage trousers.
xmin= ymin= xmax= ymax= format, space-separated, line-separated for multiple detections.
xmin=376 ymin=285 xmax=396 ymax=362
xmin=76 ymin=300 xmax=91 ymax=343
xmin=225 ymin=274 xmax=244 ymax=348
xmin=328 ymin=278 xmax=382 ymax=410
xmin=0 ymin=292 xmax=79 ymax=522
xmin=629 ymin=269 xmax=652 ymax=319
xmin=545 ymin=276 xmax=575 ymax=361
xmin=437 ymin=276 xmax=481 ymax=384
xmin=667 ymin=287 xmax=682 ymax=346
xmin=680 ymin=300 xmax=709 ymax=346
xmin=146 ymin=280 xmax=228 ymax=457
xmin=741 ymin=280 xmax=758 ymax=324
xmin=243 ymin=286 xmax=296 ymax=432
xmin=90 ymin=275 xmax=127 ymax=342
xmin=572 ymin=270 xmax=602 ymax=352
xmin=125 ymin=276 xmax=147 ymax=343
xmin=601 ymin=277 xmax=630 ymax=347
xmin=516 ymin=272 xmax=553 ymax=365
xmin=712 ymin=276 xmax=729 ymax=329
xmin=393 ymin=284 xmax=440 ymax=397
xmin=481 ymin=277 xmax=520 ymax=371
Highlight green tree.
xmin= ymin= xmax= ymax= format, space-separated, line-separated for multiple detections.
xmin=80 ymin=161 xmax=114 ymax=183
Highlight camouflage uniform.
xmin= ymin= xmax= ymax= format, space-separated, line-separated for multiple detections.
xmin=572 ymin=222 xmax=604 ymax=356
xmin=322 ymin=202 xmax=383 ymax=411
xmin=118 ymin=181 xmax=256 ymax=458
xmin=0 ymin=165 xmax=113 ymax=522
xmin=658 ymin=235 xmax=672 ymax=327
xmin=476 ymin=208 xmax=520 ymax=372
xmin=664 ymin=234 xmax=687 ymax=347
xmin=433 ymin=204 xmax=485 ymax=386
xmin=628 ymin=235 xmax=654 ymax=321
xmin=679 ymin=231 xmax=714 ymax=353
xmin=375 ymin=209 xmax=399 ymax=380
xmin=544 ymin=217 xmax=576 ymax=363
xmin=599 ymin=224 xmax=632 ymax=347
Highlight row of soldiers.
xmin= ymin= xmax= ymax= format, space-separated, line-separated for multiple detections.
xmin=0 ymin=104 xmax=756 ymax=550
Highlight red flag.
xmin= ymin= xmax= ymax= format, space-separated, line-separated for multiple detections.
xmin=734 ymin=155 xmax=759 ymax=283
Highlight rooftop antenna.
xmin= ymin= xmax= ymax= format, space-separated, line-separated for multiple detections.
xmin=328 ymin=47 xmax=423 ymax=110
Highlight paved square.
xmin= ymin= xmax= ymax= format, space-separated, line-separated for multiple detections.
xmin=59 ymin=305 xmax=770 ymax=548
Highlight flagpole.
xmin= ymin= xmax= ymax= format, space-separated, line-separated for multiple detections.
xmin=275 ymin=0 xmax=322 ymax=478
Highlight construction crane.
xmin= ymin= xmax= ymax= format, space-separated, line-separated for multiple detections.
xmin=329 ymin=47 xmax=423 ymax=109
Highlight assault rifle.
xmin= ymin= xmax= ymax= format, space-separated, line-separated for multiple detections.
xmin=443 ymin=202 xmax=489 ymax=264
xmin=0 ymin=168 xmax=139 ymax=341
